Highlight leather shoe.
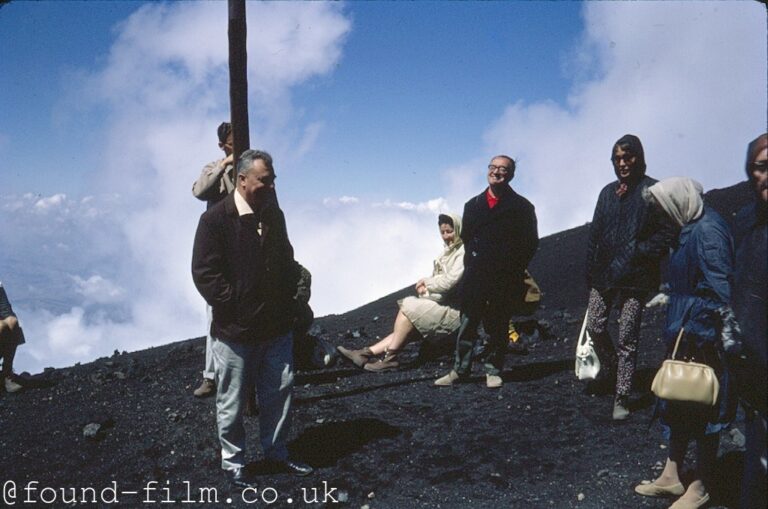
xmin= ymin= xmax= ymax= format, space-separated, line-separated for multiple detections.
xmin=337 ymin=346 xmax=374 ymax=368
xmin=668 ymin=493 xmax=710 ymax=509
xmin=193 ymin=378 xmax=215 ymax=398
xmin=224 ymin=467 xmax=258 ymax=488
xmin=486 ymin=374 xmax=503 ymax=388
xmin=634 ymin=481 xmax=685 ymax=497
xmin=283 ymin=459 xmax=314 ymax=477
xmin=612 ymin=395 xmax=630 ymax=421
xmin=264 ymin=458 xmax=314 ymax=477
xmin=434 ymin=370 xmax=460 ymax=386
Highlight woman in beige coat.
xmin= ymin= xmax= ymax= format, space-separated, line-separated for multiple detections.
xmin=338 ymin=213 xmax=464 ymax=372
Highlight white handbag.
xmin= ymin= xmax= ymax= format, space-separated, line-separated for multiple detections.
xmin=575 ymin=310 xmax=601 ymax=380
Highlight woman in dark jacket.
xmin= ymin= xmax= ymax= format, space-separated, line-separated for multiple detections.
xmin=634 ymin=177 xmax=737 ymax=509
xmin=585 ymin=134 xmax=677 ymax=419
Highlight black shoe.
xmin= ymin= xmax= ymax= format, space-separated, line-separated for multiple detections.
xmin=225 ymin=467 xmax=258 ymax=488
xmin=265 ymin=458 xmax=314 ymax=476
xmin=284 ymin=459 xmax=313 ymax=476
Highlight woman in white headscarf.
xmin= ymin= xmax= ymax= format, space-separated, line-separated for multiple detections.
xmin=634 ymin=178 xmax=738 ymax=509
xmin=337 ymin=213 xmax=464 ymax=372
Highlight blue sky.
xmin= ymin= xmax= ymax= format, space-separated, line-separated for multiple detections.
xmin=1 ymin=1 xmax=765 ymax=374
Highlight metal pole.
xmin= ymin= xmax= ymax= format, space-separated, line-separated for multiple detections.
xmin=228 ymin=0 xmax=250 ymax=171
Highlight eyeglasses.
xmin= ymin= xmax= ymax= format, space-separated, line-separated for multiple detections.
xmin=751 ymin=160 xmax=768 ymax=173
xmin=488 ymin=164 xmax=511 ymax=174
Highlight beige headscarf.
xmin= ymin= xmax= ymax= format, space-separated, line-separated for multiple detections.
xmin=438 ymin=213 xmax=463 ymax=254
xmin=647 ymin=177 xmax=704 ymax=227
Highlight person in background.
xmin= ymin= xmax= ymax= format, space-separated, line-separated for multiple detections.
xmin=0 ymin=282 xmax=25 ymax=393
xmin=732 ymin=133 xmax=767 ymax=509
xmin=337 ymin=213 xmax=464 ymax=372
xmin=634 ymin=177 xmax=737 ymax=509
xmin=585 ymin=134 xmax=677 ymax=420
xmin=192 ymin=122 xmax=236 ymax=398
xmin=192 ymin=149 xmax=312 ymax=487
xmin=435 ymin=155 xmax=538 ymax=388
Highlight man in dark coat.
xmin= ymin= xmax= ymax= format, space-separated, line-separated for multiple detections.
xmin=733 ymin=133 xmax=767 ymax=509
xmin=585 ymin=134 xmax=677 ymax=420
xmin=435 ymin=155 xmax=538 ymax=388
xmin=192 ymin=149 xmax=312 ymax=487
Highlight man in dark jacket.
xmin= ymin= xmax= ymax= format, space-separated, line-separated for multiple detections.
xmin=733 ymin=133 xmax=767 ymax=509
xmin=585 ymin=134 xmax=677 ymax=420
xmin=435 ymin=155 xmax=538 ymax=388
xmin=192 ymin=149 xmax=312 ymax=487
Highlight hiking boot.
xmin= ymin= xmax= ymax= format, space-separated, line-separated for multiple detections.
xmin=363 ymin=351 xmax=400 ymax=372
xmin=193 ymin=378 xmax=216 ymax=398
xmin=4 ymin=376 xmax=23 ymax=393
xmin=486 ymin=374 xmax=503 ymax=388
xmin=613 ymin=395 xmax=630 ymax=421
xmin=434 ymin=370 xmax=460 ymax=386
xmin=336 ymin=346 xmax=375 ymax=368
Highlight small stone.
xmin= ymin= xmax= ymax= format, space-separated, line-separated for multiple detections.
xmin=597 ymin=469 xmax=610 ymax=477
xmin=660 ymin=444 xmax=667 ymax=449
xmin=83 ymin=423 xmax=101 ymax=439
xmin=367 ymin=491 xmax=375 ymax=499
xmin=316 ymin=418 xmax=325 ymax=424
xmin=361 ymin=505 xmax=370 ymax=509
xmin=372 ymin=316 xmax=379 ymax=322
xmin=577 ymin=493 xmax=585 ymax=501
xmin=337 ymin=491 xmax=349 ymax=503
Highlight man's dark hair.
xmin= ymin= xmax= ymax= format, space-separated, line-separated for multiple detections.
xmin=611 ymin=134 xmax=647 ymax=173
xmin=217 ymin=122 xmax=232 ymax=144
xmin=493 ymin=154 xmax=516 ymax=176
xmin=237 ymin=149 xmax=274 ymax=176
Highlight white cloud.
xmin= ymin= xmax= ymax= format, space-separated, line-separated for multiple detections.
xmin=34 ymin=193 xmax=67 ymax=211
xmin=323 ymin=195 xmax=360 ymax=207
xmin=372 ymin=197 xmax=451 ymax=213
xmin=4 ymin=2 xmax=352 ymax=374
xmin=477 ymin=1 xmax=766 ymax=235
xmin=72 ymin=275 xmax=125 ymax=304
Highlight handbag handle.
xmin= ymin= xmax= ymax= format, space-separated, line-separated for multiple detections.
xmin=577 ymin=309 xmax=589 ymax=346
xmin=670 ymin=327 xmax=685 ymax=360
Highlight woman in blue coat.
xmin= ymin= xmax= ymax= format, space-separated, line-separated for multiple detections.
xmin=634 ymin=177 xmax=737 ymax=509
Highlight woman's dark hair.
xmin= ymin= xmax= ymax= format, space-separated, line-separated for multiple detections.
xmin=438 ymin=214 xmax=454 ymax=228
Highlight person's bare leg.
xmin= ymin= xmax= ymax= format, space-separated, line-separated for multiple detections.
xmin=369 ymin=311 xmax=415 ymax=355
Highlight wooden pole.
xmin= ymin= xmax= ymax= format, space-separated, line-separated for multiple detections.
xmin=228 ymin=0 xmax=250 ymax=170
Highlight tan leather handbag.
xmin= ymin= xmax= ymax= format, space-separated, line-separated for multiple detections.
xmin=651 ymin=328 xmax=719 ymax=406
